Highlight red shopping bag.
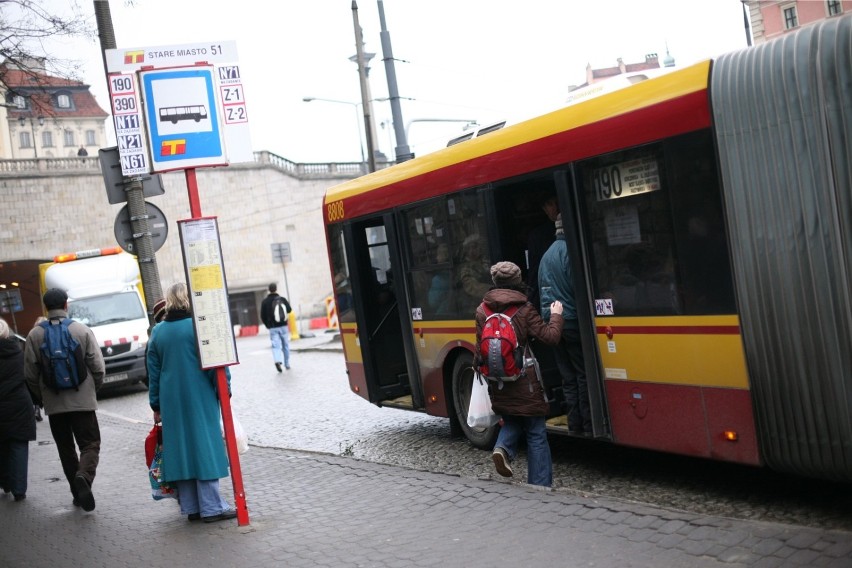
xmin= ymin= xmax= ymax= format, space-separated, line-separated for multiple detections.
xmin=145 ymin=424 xmax=162 ymax=467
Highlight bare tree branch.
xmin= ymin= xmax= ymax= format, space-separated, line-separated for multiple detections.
xmin=0 ymin=0 xmax=96 ymax=92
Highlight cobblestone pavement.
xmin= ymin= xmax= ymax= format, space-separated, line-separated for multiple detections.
xmin=95 ymin=331 xmax=852 ymax=534
xmin=2 ymin=413 xmax=852 ymax=568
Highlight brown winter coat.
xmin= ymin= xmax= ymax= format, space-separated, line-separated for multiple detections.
xmin=475 ymin=288 xmax=563 ymax=417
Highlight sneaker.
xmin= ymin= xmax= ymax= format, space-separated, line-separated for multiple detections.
xmin=285 ymin=364 xmax=291 ymax=370
xmin=187 ymin=513 xmax=201 ymax=521
xmin=202 ymin=508 xmax=237 ymax=523
xmin=13 ymin=494 xmax=26 ymax=502
xmin=275 ymin=362 xmax=283 ymax=373
xmin=492 ymin=447 xmax=513 ymax=478
xmin=73 ymin=474 xmax=95 ymax=512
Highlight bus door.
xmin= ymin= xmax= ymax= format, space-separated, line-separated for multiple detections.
xmin=345 ymin=215 xmax=423 ymax=407
xmin=488 ymin=171 xmax=610 ymax=439
xmin=555 ymin=168 xmax=610 ymax=439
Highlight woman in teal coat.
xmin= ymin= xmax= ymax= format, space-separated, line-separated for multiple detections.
xmin=147 ymin=283 xmax=235 ymax=523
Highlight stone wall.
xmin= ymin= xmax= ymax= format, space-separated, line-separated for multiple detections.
xmin=0 ymin=153 xmax=363 ymax=321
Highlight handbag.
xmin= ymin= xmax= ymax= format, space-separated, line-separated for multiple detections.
xmin=146 ymin=424 xmax=177 ymax=501
xmin=144 ymin=424 xmax=158 ymax=467
xmin=467 ymin=371 xmax=500 ymax=428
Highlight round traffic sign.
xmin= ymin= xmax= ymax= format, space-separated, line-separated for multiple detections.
xmin=113 ymin=201 xmax=168 ymax=255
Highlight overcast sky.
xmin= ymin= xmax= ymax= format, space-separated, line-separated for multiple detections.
xmin=36 ymin=0 xmax=750 ymax=162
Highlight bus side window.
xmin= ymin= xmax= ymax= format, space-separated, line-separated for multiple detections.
xmin=579 ymin=131 xmax=735 ymax=317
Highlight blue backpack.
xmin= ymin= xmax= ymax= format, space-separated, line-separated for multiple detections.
xmin=39 ymin=319 xmax=87 ymax=391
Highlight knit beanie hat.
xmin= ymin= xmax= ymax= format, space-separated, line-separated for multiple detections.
xmin=490 ymin=261 xmax=522 ymax=287
xmin=152 ymin=298 xmax=167 ymax=323
xmin=555 ymin=213 xmax=564 ymax=237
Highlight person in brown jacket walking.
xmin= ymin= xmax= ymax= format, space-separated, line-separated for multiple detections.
xmin=475 ymin=261 xmax=564 ymax=486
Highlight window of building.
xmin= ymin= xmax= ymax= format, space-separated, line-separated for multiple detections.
xmin=783 ymin=5 xmax=798 ymax=29
xmin=42 ymin=131 xmax=53 ymax=148
xmin=827 ymin=0 xmax=842 ymax=16
xmin=19 ymin=131 xmax=32 ymax=148
xmin=56 ymin=93 xmax=71 ymax=108
xmin=85 ymin=130 xmax=96 ymax=145
xmin=12 ymin=95 xmax=25 ymax=109
xmin=63 ymin=129 xmax=75 ymax=147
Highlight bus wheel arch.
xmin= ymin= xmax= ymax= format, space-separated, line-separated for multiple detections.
xmin=448 ymin=349 xmax=499 ymax=450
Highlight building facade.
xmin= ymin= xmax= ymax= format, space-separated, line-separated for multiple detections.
xmin=744 ymin=0 xmax=851 ymax=44
xmin=0 ymin=58 xmax=109 ymax=160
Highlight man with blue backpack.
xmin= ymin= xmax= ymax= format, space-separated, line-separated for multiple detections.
xmin=24 ymin=288 xmax=105 ymax=512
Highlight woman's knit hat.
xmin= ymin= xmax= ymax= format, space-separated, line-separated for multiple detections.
xmin=490 ymin=261 xmax=522 ymax=287
xmin=152 ymin=298 xmax=167 ymax=323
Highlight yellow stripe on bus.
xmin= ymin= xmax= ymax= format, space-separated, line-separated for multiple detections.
xmin=596 ymin=315 xmax=749 ymax=389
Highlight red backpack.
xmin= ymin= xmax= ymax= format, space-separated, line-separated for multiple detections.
xmin=478 ymin=304 xmax=524 ymax=382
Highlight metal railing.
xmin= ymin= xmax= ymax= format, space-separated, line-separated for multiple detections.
xmin=0 ymin=151 xmax=393 ymax=179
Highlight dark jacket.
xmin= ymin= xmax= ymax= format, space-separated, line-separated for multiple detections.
xmin=475 ymin=288 xmax=563 ymax=417
xmin=0 ymin=337 xmax=36 ymax=442
xmin=260 ymin=293 xmax=292 ymax=329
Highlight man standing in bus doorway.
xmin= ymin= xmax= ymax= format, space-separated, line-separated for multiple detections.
xmin=260 ymin=283 xmax=292 ymax=372
xmin=526 ymin=193 xmax=560 ymax=309
xmin=539 ymin=215 xmax=592 ymax=435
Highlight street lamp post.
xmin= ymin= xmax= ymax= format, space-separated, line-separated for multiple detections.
xmin=302 ymin=97 xmax=367 ymax=172
xmin=18 ymin=114 xmax=45 ymax=158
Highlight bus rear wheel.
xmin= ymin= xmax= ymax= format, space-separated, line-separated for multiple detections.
xmin=451 ymin=353 xmax=499 ymax=450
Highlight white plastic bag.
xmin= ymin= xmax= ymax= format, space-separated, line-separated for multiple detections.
xmin=221 ymin=411 xmax=250 ymax=455
xmin=467 ymin=372 xmax=500 ymax=428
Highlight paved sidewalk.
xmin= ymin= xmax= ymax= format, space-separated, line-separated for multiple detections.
xmin=1 ymin=415 xmax=851 ymax=568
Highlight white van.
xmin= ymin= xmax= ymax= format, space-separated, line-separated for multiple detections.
xmin=40 ymin=247 xmax=150 ymax=390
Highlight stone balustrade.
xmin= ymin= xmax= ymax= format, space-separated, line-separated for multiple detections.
xmin=0 ymin=150 xmax=390 ymax=179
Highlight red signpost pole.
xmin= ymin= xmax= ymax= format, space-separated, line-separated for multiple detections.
xmin=186 ymin=168 xmax=203 ymax=218
xmin=184 ymin=167 xmax=250 ymax=526
xmin=216 ymin=366 xmax=249 ymax=525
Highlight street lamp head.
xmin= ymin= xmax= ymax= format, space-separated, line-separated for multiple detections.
xmin=18 ymin=116 xmax=24 ymax=127
xmin=37 ymin=116 xmax=44 ymax=126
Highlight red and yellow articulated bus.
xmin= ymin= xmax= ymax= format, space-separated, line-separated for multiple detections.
xmin=323 ymin=16 xmax=852 ymax=482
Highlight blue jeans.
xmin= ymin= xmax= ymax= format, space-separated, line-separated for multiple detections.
xmin=494 ymin=415 xmax=552 ymax=487
xmin=269 ymin=325 xmax=290 ymax=367
xmin=0 ymin=439 xmax=29 ymax=496
xmin=175 ymin=479 xmax=231 ymax=517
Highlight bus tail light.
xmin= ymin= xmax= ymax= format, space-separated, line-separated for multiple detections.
xmin=723 ymin=430 xmax=738 ymax=442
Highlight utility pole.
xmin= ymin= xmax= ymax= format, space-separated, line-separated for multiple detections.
xmin=92 ymin=0 xmax=163 ymax=322
xmin=352 ymin=1 xmax=377 ymax=173
xmin=377 ymin=0 xmax=413 ymax=162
